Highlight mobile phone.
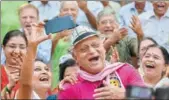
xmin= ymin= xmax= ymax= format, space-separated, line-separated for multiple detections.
xmin=126 ymin=85 xmax=154 ymax=99
xmin=155 ymin=87 xmax=169 ymax=100
xmin=44 ymin=15 xmax=76 ymax=34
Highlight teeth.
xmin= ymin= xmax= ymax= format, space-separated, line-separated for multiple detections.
xmin=40 ymin=77 xmax=48 ymax=81
xmin=145 ymin=61 xmax=154 ymax=68
xmin=89 ymin=57 xmax=99 ymax=62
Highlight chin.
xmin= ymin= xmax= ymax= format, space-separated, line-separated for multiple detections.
xmin=90 ymin=66 xmax=104 ymax=74
xmin=40 ymin=84 xmax=51 ymax=89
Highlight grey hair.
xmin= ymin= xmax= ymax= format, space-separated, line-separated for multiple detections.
xmin=97 ymin=7 xmax=118 ymax=24
xmin=60 ymin=1 xmax=78 ymax=11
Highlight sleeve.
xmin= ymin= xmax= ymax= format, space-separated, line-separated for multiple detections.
xmin=125 ymin=37 xmax=138 ymax=57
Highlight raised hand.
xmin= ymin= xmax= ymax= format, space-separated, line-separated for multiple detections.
xmin=1 ymin=90 xmax=15 ymax=99
xmin=110 ymin=46 xmax=119 ymax=63
xmin=93 ymin=80 xmax=125 ymax=99
xmin=7 ymin=70 xmax=20 ymax=90
xmin=77 ymin=0 xmax=88 ymax=11
xmin=6 ymin=51 xmax=23 ymax=90
xmin=24 ymin=22 xmax=51 ymax=47
xmin=59 ymin=74 xmax=78 ymax=90
xmin=53 ymin=29 xmax=73 ymax=41
xmin=109 ymin=24 xmax=128 ymax=42
xmin=101 ymin=1 xmax=109 ymax=7
xmin=130 ymin=15 xmax=144 ymax=40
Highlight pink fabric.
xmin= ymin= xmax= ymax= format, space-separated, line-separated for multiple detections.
xmin=58 ymin=63 xmax=145 ymax=99
xmin=78 ymin=62 xmax=124 ymax=82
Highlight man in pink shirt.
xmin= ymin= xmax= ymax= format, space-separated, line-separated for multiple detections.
xmin=58 ymin=26 xmax=144 ymax=99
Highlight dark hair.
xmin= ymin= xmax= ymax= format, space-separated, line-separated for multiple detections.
xmin=3 ymin=30 xmax=28 ymax=47
xmin=138 ymin=37 xmax=158 ymax=54
xmin=59 ymin=59 xmax=76 ymax=81
xmin=144 ymin=45 xmax=169 ymax=64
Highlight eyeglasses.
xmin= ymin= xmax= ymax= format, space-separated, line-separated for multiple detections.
xmin=6 ymin=44 xmax=27 ymax=50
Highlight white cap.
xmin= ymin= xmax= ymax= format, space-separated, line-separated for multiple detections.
xmin=59 ymin=54 xmax=74 ymax=65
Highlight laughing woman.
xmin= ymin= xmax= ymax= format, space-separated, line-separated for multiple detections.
xmin=1 ymin=30 xmax=27 ymax=98
xmin=141 ymin=45 xmax=169 ymax=89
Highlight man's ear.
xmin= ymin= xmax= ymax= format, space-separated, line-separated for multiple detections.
xmin=97 ymin=23 xmax=100 ymax=31
xmin=72 ymin=50 xmax=77 ymax=61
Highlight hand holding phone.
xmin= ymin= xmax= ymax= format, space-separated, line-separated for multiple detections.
xmin=45 ymin=15 xmax=76 ymax=34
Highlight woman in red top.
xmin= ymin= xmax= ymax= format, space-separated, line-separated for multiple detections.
xmin=1 ymin=30 xmax=28 ymax=98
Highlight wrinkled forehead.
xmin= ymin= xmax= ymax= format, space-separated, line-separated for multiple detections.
xmin=34 ymin=60 xmax=47 ymax=68
xmin=152 ymin=1 xmax=168 ymax=4
xmin=74 ymin=36 xmax=102 ymax=50
xmin=60 ymin=1 xmax=78 ymax=10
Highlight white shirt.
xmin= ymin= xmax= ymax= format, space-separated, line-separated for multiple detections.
xmin=139 ymin=9 xmax=169 ymax=52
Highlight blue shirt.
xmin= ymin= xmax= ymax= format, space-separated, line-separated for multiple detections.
xmin=1 ymin=29 xmax=52 ymax=65
xmin=30 ymin=1 xmax=60 ymax=21
xmin=139 ymin=9 xmax=169 ymax=53
xmin=119 ymin=1 xmax=153 ymax=37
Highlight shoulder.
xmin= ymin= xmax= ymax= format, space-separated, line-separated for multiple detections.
xmin=122 ymin=36 xmax=137 ymax=42
xmin=139 ymin=10 xmax=154 ymax=21
xmin=58 ymin=82 xmax=82 ymax=99
xmin=117 ymin=63 xmax=134 ymax=72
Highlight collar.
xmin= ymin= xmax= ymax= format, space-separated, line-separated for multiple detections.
xmin=130 ymin=1 xmax=151 ymax=15
xmin=145 ymin=9 xmax=169 ymax=20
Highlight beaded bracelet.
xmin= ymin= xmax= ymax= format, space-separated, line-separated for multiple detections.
xmin=5 ymin=86 xmax=11 ymax=94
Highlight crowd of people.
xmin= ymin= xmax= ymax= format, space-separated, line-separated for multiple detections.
xmin=1 ymin=0 xmax=169 ymax=99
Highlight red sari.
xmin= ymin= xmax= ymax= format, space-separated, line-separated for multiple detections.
xmin=1 ymin=65 xmax=19 ymax=94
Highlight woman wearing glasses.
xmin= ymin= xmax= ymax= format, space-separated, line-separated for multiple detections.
xmin=1 ymin=30 xmax=28 ymax=98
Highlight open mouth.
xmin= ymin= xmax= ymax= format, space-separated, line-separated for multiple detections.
xmin=88 ymin=56 xmax=99 ymax=62
xmin=157 ymin=4 xmax=165 ymax=10
xmin=104 ymin=29 xmax=113 ymax=33
xmin=39 ymin=76 xmax=49 ymax=82
xmin=25 ymin=24 xmax=31 ymax=28
xmin=145 ymin=62 xmax=155 ymax=69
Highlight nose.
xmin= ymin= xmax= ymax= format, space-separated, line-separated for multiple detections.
xmin=25 ymin=17 xmax=31 ymax=23
xmin=13 ymin=47 xmax=20 ymax=54
xmin=106 ymin=22 xmax=111 ymax=27
xmin=41 ymin=68 xmax=48 ymax=74
xmin=88 ymin=47 xmax=96 ymax=55
xmin=67 ymin=10 xmax=73 ymax=16
xmin=147 ymin=56 xmax=154 ymax=62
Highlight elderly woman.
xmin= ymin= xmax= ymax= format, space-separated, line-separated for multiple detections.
xmin=1 ymin=30 xmax=27 ymax=98
xmin=138 ymin=37 xmax=158 ymax=76
xmin=141 ymin=44 xmax=169 ymax=89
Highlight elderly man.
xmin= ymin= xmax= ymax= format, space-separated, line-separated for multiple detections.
xmin=119 ymin=0 xmax=153 ymax=37
xmin=97 ymin=9 xmax=138 ymax=68
xmin=1 ymin=4 xmax=52 ymax=64
xmin=138 ymin=1 xmax=169 ymax=53
xmin=58 ymin=25 xmax=144 ymax=99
